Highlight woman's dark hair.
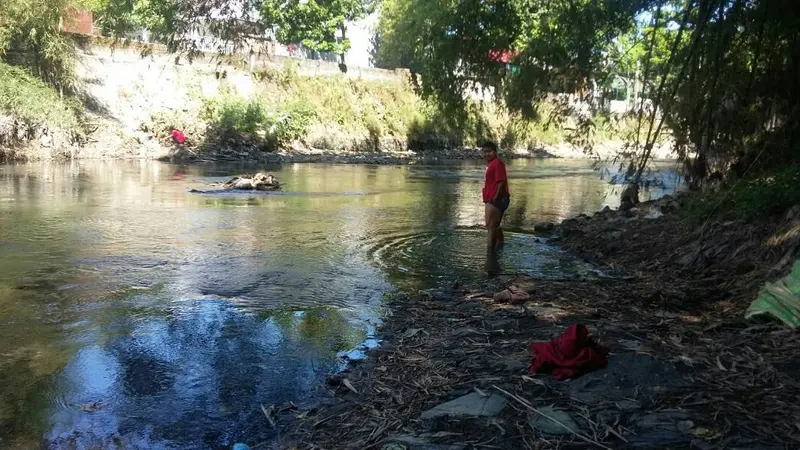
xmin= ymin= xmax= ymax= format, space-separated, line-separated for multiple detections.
xmin=481 ymin=141 xmax=498 ymax=152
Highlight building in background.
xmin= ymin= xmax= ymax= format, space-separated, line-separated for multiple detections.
xmin=61 ymin=7 xmax=96 ymax=35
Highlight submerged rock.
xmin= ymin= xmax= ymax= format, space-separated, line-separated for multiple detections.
xmin=222 ymin=172 xmax=281 ymax=191
xmin=420 ymin=393 xmax=507 ymax=420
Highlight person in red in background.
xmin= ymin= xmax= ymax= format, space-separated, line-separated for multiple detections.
xmin=171 ymin=129 xmax=186 ymax=144
xmin=482 ymin=141 xmax=510 ymax=252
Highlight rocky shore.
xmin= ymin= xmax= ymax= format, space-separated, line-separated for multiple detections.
xmin=270 ymin=194 xmax=800 ymax=449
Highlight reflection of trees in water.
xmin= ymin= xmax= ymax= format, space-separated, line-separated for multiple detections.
xmin=505 ymin=188 xmax=529 ymax=230
xmin=81 ymin=303 xmax=349 ymax=449
xmin=0 ymin=176 xmax=89 ymax=444
xmin=271 ymin=307 xmax=365 ymax=354
xmin=2 ymin=158 xmax=669 ymax=447
xmin=0 ymin=285 xmax=77 ymax=446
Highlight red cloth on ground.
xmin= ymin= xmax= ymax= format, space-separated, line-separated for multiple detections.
xmin=530 ymin=324 xmax=609 ymax=380
xmin=171 ymin=129 xmax=186 ymax=144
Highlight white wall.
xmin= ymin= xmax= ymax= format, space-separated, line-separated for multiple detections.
xmin=344 ymin=12 xmax=378 ymax=68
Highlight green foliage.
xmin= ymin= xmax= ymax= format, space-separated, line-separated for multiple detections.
xmin=375 ymin=0 xmax=800 ymax=191
xmin=89 ymin=0 xmax=175 ymax=40
xmin=375 ymin=0 xmax=642 ymax=117
xmin=0 ymin=62 xmax=82 ymax=133
xmin=201 ymin=93 xmax=316 ymax=150
xmin=277 ymin=99 xmax=317 ymax=142
xmin=91 ymin=0 xmax=373 ymax=57
xmin=683 ymin=165 xmax=800 ymax=222
xmin=0 ymin=0 xmax=79 ymax=92
xmin=261 ymin=0 xmax=375 ymax=54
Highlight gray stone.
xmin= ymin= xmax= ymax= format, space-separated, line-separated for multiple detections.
xmin=627 ymin=410 xmax=694 ymax=447
xmin=528 ymin=406 xmax=580 ymax=435
xmin=450 ymin=327 xmax=483 ymax=338
xmin=420 ymin=393 xmax=508 ymax=420
xmin=560 ymin=353 xmax=689 ymax=405
xmin=503 ymin=359 xmax=529 ymax=373
xmin=383 ymin=435 xmax=466 ymax=450
xmin=487 ymin=318 xmax=516 ymax=331
xmin=534 ymin=222 xmax=556 ymax=233
xmin=615 ymin=399 xmax=641 ymax=411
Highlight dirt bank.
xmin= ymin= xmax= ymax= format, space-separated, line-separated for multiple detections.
xmin=3 ymin=40 xmax=675 ymax=164
xmin=268 ymin=196 xmax=800 ymax=450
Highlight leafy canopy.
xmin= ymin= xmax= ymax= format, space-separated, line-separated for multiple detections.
xmin=87 ymin=0 xmax=375 ymax=55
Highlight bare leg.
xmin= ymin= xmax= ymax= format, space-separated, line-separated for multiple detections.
xmin=485 ymin=250 xmax=500 ymax=276
xmin=496 ymin=224 xmax=505 ymax=250
xmin=485 ymin=203 xmax=501 ymax=252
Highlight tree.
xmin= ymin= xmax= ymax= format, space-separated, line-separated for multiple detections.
xmin=262 ymin=0 xmax=375 ymax=55
xmin=375 ymin=0 xmax=800 ymax=186
xmin=88 ymin=0 xmax=374 ymax=60
xmin=375 ymin=0 xmax=646 ymax=116
xmin=0 ymin=0 xmax=82 ymax=92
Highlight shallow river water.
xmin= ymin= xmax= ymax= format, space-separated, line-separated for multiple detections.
xmin=0 ymin=159 xmax=679 ymax=449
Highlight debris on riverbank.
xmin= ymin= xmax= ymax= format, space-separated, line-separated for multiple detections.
xmin=162 ymin=145 xmax=533 ymax=165
xmin=275 ymin=195 xmax=800 ymax=450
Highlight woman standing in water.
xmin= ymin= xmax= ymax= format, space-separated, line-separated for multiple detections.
xmin=482 ymin=141 xmax=510 ymax=274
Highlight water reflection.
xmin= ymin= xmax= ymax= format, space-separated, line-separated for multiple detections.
xmin=0 ymin=159 xmax=677 ymax=448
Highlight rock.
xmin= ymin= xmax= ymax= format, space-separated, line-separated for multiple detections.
xmin=222 ymin=173 xmax=281 ymax=191
xmin=382 ymin=444 xmax=408 ymax=450
xmin=615 ymin=399 xmax=641 ymax=411
xmin=620 ymin=184 xmax=640 ymax=211
xmin=534 ymin=222 xmax=555 ymax=233
xmin=326 ymin=373 xmax=345 ymax=386
xmin=450 ymin=327 xmax=483 ymax=338
xmin=527 ymin=406 xmax=580 ymax=435
xmin=487 ymin=318 xmax=516 ymax=331
xmin=627 ymin=410 xmax=694 ymax=447
xmin=383 ymin=435 xmax=465 ymax=450
xmin=503 ymin=359 xmax=529 ymax=373
xmin=644 ymin=207 xmax=664 ymax=220
xmin=786 ymin=205 xmax=800 ymax=221
xmin=560 ymin=353 xmax=690 ymax=405
xmin=420 ymin=393 xmax=508 ymax=420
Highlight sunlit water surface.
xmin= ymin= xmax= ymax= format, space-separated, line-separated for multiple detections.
xmin=0 ymin=159 xmax=680 ymax=449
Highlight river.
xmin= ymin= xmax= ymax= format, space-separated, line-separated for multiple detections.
xmin=0 ymin=159 xmax=680 ymax=449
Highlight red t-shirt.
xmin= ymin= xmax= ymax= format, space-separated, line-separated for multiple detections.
xmin=483 ymin=158 xmax=510 ymax=203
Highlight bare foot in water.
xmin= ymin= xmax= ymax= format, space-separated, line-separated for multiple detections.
xmin=485 ymin=251 xmax=501 ymax=277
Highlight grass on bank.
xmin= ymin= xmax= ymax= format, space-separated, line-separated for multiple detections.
xmin=0 ymin=62 xmax=83 ymax=135
xmin=154 ymin=62 xmax=640 ymax=153
xmin=683 ymin=164 xmax=800 ymax=222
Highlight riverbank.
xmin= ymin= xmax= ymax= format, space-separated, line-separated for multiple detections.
xmin=276 ymin=195 xmax=800 ymax=449
xmin=1 ymin=39 xmax=675 ymax=164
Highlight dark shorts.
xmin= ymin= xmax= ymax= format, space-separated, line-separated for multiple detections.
xmin=488 ymin=196 xmax=510 ymax=214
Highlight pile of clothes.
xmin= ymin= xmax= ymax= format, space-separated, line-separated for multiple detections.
xmin=530 ymin=324 xmax=609 ymax=380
